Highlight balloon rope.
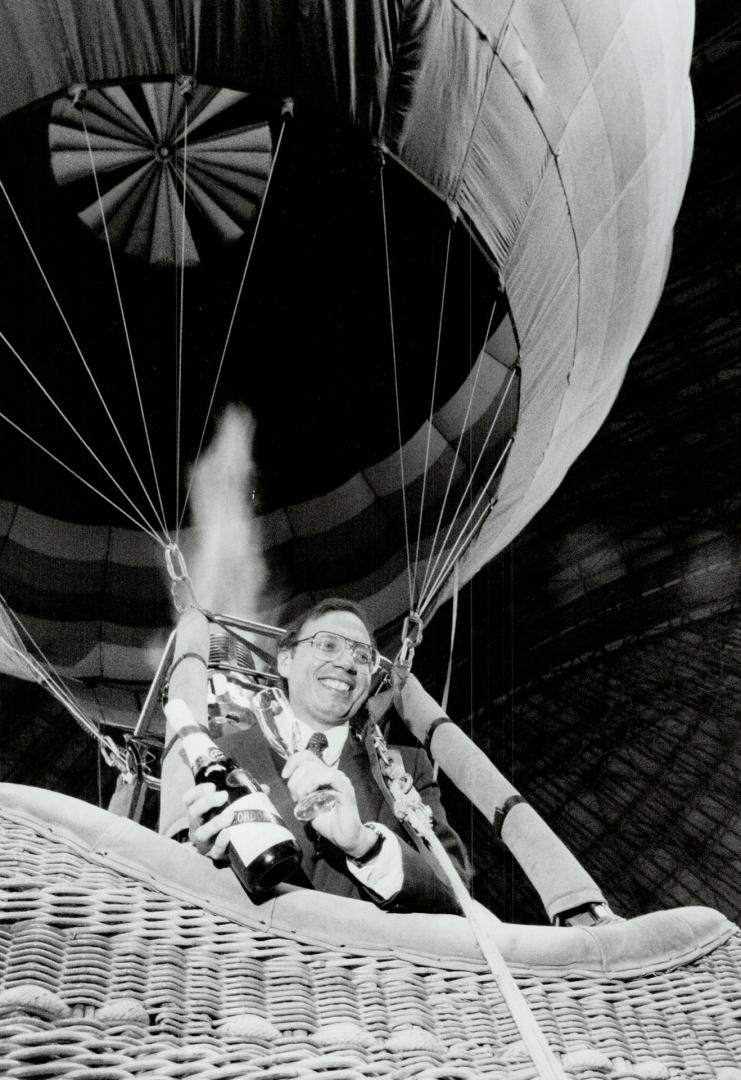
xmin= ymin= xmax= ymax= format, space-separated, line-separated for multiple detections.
xmin=80 ymin=113 xmax=171 ymax=540
xmin=419 ymin=436 xmax=513 ymax=618
xmin=0 ymin=590 xmax=111 ymax=751
xmin=0 ymin=637 xmax=130 ymax=775
xmin=379 ymin=167 xmax=414 ymax=610
xmin=1 ymin=587 xmax=69 ymax=690
xmin=175 ymin=96 xmax=190 ymax=540
xmin=416 ymin=294 xmax=500 ymax=605
xmin=178 ymin=111 xmax=289 ymax=534
xmin=0 ymin=335 xmax=165 ymax=544
xmin=421 ymin=827 xmax=569 ymax=1079
xmin=0 ymin=178 xmax=168 ymax=541
xmin=419 ymin=365 xmax=518 ymax=611
xmin=1 ymin=641 xmax=89 ymax=731
xmin=432 ymin=560 xmax=460 ymax=783
xmin=411 ymin=224 xmax=453 ymax=607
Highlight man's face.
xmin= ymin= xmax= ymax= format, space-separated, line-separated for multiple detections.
xmin=277 ymin=609 xmax=373 ymax=729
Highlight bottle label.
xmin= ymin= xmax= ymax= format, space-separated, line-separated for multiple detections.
xmin=227 ymin=792 xmax=296 ymax=866
xmin=232 ymin=807 xmax=278 ymax=826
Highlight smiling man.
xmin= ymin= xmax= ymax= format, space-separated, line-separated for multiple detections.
xmin=185 ymin=598 xmax=469 ymax=913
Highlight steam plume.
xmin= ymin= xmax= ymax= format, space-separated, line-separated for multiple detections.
xmin=185 ymin=405 xmax=266 ymax=618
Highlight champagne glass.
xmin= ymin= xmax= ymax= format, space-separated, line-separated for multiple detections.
xmin=251 ymin=686 xmax=339 ymax=822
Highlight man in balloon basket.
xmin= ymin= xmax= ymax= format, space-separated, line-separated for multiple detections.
xmin=184 ymin=598 xmax=470 ymax=914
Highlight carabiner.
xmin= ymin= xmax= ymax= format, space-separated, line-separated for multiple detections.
xmin=398 ymin=611 xmax=423 ymax=668
xmin=67 ymin=83 xmax=88 ymax=109
xmin=164 ymin=543 xmax=189 ymax=581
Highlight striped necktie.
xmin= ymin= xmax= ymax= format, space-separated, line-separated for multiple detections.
xmin=306 ymin=731 xmax=329 ymax=762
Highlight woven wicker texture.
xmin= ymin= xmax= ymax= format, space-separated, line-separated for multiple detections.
xmin=1 ymin=796 xmax=740 ymax=1079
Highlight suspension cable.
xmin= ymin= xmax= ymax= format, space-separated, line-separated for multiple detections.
xmin=0 ymin=594 xmax=131 ymax=775
xmin=0 ymin=334 xmax=165 ymax=544
xmin=174 ymin=90 xmax=190 ymax=540
xmin=80 ymin=110 xmax=171 ymax=540
xmin=178 ymin=102 xmax=292 ymax=533
xmin=416 ymin=296 xmax=501 ymax=605
xmin=419 ymin=365 xmax=518 ymax=610
xmin=379 ymin=159 xmax=414 ymax=611
xmin=1 ymin=587 xmax=76 ymax=700
xmin=419 ymin=436 xmax=513 ymax=618
xmin=0 ymin=176 xmax=168 ymax=541
xmin=411 ymin=223 xmax=453 ymax=608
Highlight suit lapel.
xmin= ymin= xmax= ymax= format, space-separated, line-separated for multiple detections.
xmin=339 ymin=730 xmax=386 ymax=824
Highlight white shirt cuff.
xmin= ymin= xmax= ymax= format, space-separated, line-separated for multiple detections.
xmin=346 ymin=823 xmax=403 ymax=900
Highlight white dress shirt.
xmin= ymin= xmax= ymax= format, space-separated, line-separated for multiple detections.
xmin=274 ymin=710 xmax=403 ymax=900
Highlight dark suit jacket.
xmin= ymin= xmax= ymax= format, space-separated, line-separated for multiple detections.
xmin=217 ymin=725 xmax=469 ymax=914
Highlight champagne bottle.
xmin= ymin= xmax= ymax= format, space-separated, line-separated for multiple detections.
xmin=166 ymin=699 xmax=302 ymax=896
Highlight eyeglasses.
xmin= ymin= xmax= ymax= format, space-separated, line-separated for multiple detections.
xmin=294 ymin=631 xmax=380 ymax=672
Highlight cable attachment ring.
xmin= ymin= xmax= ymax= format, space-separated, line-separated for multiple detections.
xmin=164 ymin=543 xmax=198 ymax=613
xmin=176 ymin=74 xmax=197 ymax=100
xmin=398 ymin=611 xmax=423 ymax=670
xmin=99 ymin=734 xmax=134 ymax=782
xmin=67 ymin=83 xmax=88 ymax=109
xmin=371 ymin=140 xmax=386 ymax=172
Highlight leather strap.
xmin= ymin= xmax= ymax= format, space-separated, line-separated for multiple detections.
xmin=492 ymin=794 xmax=527 ymax=840
xmin=424 ymin=715 xmax=455 ymax=756
xmin=164 ymin=651 xmax=208 ymax=702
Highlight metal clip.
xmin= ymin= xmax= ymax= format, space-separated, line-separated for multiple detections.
xmin=176 ymin=74 xmax=196 ymax=100
xmin=170 ymin=577 xmax=198 ymax=613
xmin=398 ymin=611 xmax=423 ymax=668
xmin=99 ymin=735 xmax=134 ymax=783
xmin=165 ymin=543 xmax=189 ymax=581
xmin=67 ymin=83 xmax=87 ymax=109
xmin=371 ymin=724 xmax=392 ymax=766
xmin=164 ymin=544 xmax=198 ymax=613
xmin=371 ymin=140 xmax=386 ymax=171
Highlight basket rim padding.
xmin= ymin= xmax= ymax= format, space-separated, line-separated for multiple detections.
xmin=1 ymin=782 xmax=735 ymax=980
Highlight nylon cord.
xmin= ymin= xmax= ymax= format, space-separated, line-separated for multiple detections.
xmin=174 ymin=95 xmax=189 ymax=541
xmin=0 ymin=177 xmax=167 ymax=542
xmin=419 ymin=366 xmax=517 ymax=610
xmin=379 ymin=165 xmax=414 ymax=611
xmin=420 ymin=437 xmax=511 ymax=618
xmin=0 ymin=406 xmax=165 ymax=544
xmin=13 ymin=650 xmax=91 ymax=731
xmin=411 ymin=224 xmax=453 ymax=608
xmin=417 ymin=295 xmax=500 ymax=605
xmin=0 ymin=333 xmax=165 ymax=543
xmin=419 ymin=436 xmax=512 ymax=618
xmin=0 ymin=586 xmax=81 ymax=694
xmin=431 ymin=560 xmax=460 ymax=783
xmin=0 ymin=590 xmax=131 ymax=773
xmin=178 ymin=113 xmax=289 ymax=533
xmin=81 ymin=113 xmax=171 ymax=540
xmin=0 ymin=631 xmax=99 ymax=746
xmin=9 ymin=646 xmax=123 ymax=769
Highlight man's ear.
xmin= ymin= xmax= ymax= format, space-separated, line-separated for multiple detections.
xmin=277 ymin=648 xmax=292 ymax=679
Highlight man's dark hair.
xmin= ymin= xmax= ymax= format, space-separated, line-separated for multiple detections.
xmin=277 ymin=597 xmax=376 ymax=654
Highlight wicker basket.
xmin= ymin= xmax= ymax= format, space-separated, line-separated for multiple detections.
xmin=1 ymin=783 xmax=739 ymax=1079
